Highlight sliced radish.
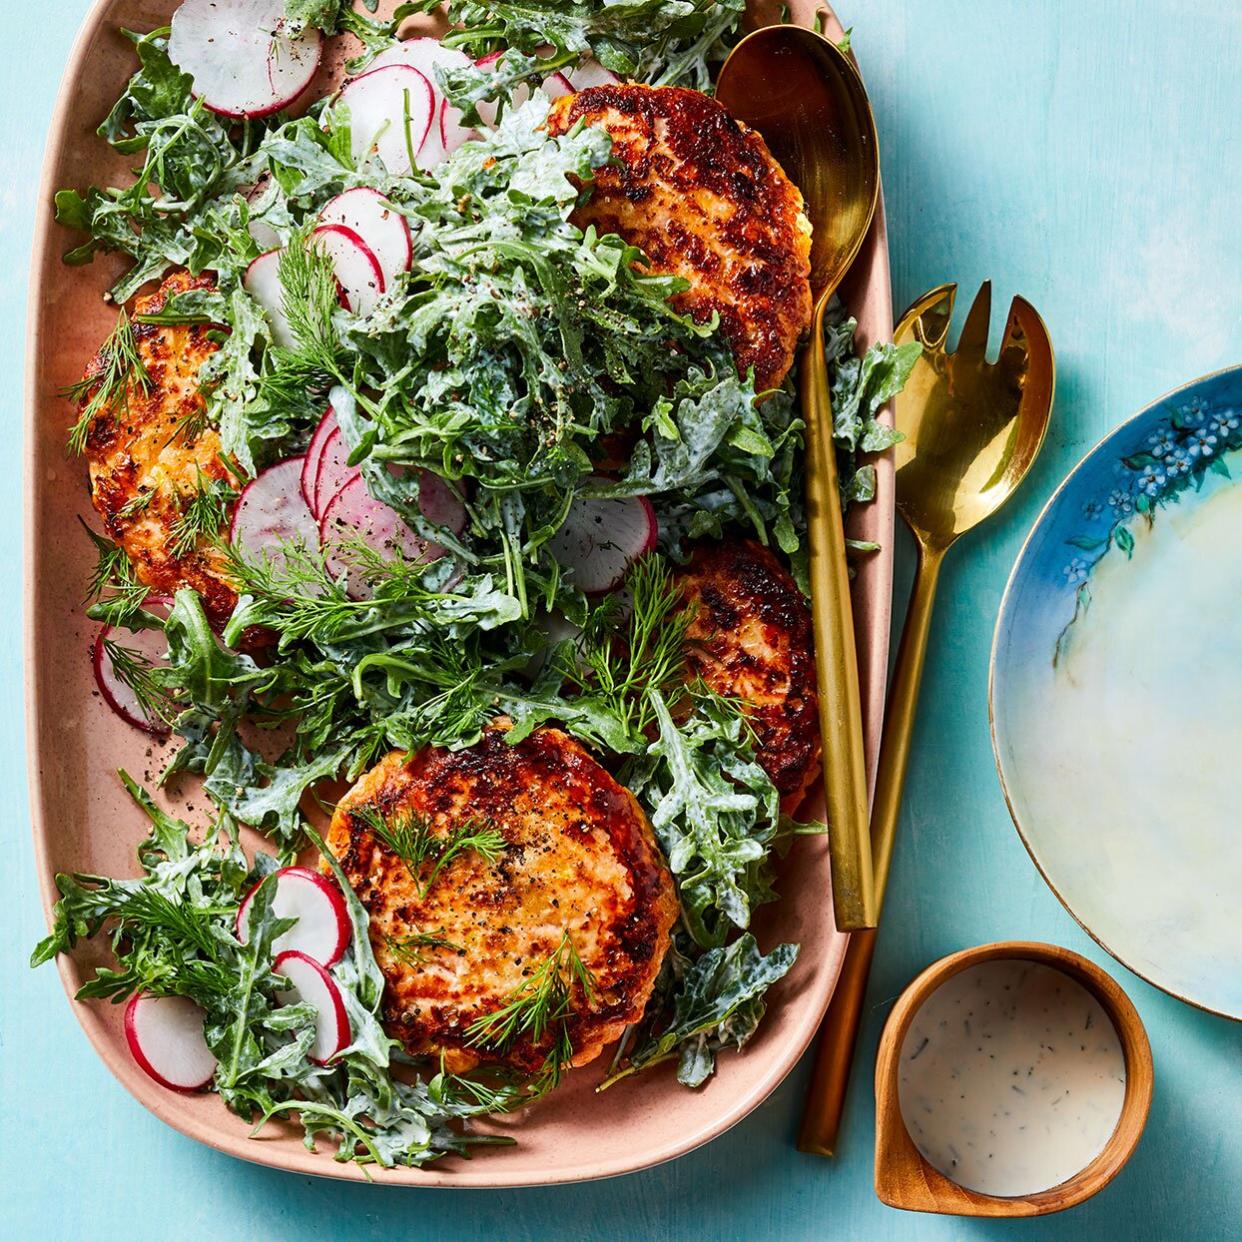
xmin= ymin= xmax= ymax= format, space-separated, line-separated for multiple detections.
xmin=248 ymin=216 xmax=281 ymax=251
xmin=301 ymin=407 xmax=338 ymax=515
xmin=168 ymin=0 xmax=322 ymax=120
xmin=273 ymin=950 xmax=350 ymax=1065
xmin=318 ymin=188 xmax=412 ymax=289
xmin=564 ymin=60 xmax=622 ymax=91
xmin=415 ymin=470 xmax=469 ymax=535
xmin=435 ymin=97 xmax=471 ymax=161
xmin=230 ymin=457 xmax=320 ymax=569
xmin=540 ymin=71 xmax=575 ymax=99
xmin=93 ymin=600 xmax=171 ymax=736
xmin=338 ymin=65 xmax=435 ymax=176
xmin=309 ymin=224 xmax=385 ymax=317
xmin=244 ymin=249 xmax=296 ymax=349
xmin=125 ymin=993 xmax=217 ymax=1092
xmin=548 ymin=483 xmax=657 ymax=593
xmin=244 ymin=182 xmax=283 ymax=251
xmin=235 ymin=867 xmax=351 ymax=967
xmin=319 ymin=472 xmax=464 ymax=596
xmin=313 ymin=427 xmax=360 ymax=518
xmin=368 ymin=38 xmax=476 ymax=165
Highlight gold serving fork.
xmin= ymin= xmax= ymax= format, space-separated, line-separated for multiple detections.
xmin=799 ymin=282 xmax=1056 ymax=1154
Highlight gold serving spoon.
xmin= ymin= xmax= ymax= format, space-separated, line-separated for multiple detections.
xmin=717 ymin=26 xmax=882 ymax=930
xmin=798 ymin=282 xmax=1055 ymax=1154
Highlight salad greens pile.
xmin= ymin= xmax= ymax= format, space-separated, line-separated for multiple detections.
xmin=33 ymin=785 xmax=523 ymax=1167
xmin=37 ymin=3 xmax=918 ymax=1170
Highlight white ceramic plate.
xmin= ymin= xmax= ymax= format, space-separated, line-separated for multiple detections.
xmin=991 ymin=366 xmax=1242 ymax=1020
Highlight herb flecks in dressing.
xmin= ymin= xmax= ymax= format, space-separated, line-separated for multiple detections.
xmin=897 ymin=960 xmax=1126 ymax=1197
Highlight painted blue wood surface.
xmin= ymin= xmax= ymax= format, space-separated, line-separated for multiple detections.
xmin=3 ymin=2 xmax=1239 ymax=1238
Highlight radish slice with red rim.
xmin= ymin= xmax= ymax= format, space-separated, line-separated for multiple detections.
xmin=247 ymin=217 xmax=281 ymax=250
xmin=93 ymin=597 xmax=172 ymax=736
xmin=169 ymin=0 xmax=322 ymax=120
xmin=309 ymin=224 xmax=385 ymax=317
xmin=339 ymin=65 xmax=435 ymax=176
xmin=301 ymin=407 xmax=338 ymax=515
xmin=318 ymin=188 xmax=412 ymax=289
xmin=437 ymin=95 xmax=475 ymax=160
xmin=564 ymin=60 xmax=622 ymax=91
xmin=273 ymin=950 xmax=351 ymax=1065
xmin=548 ymin=484 xmax=657 ymax=593
xmin=540 ymin=71 xmax=575 ymax=99
xmin=367 ymin=38 xmax=476 ymax=165
xmin=313 ymin=427 xmax=360 ymax=518
xmin=235 ymin=867 xmax=351 ymax=967
xmin=244 ymin=249 xmax=297 ymax=349
xmin=125 ymin=993 xmax=218 ymax=1092
xmin=319 ymin=471 xmax=464 ymax=597
xmin=416 ymin=470 xmax=469 ymax=535
xmin=230 ymin=457 xmax=320 ymax=570
xmin=244 ymin=180 xmax=283 ymax=250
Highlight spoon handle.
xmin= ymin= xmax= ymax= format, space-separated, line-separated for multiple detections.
xmin=803 ymin=301 xmax=876 ymax=931
xmin=798 ymin=541 xmax=945 ymax=1154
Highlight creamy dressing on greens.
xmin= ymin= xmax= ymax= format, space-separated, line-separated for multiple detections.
xmin=897 ymin=960 xmax=1126 ymax=1197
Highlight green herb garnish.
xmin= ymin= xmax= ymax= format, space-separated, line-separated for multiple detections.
xmin=466 ymin=931 xmax=596 ymax=1091
xmin=358 ymin=805 xmax=507 ymax=899
xmin=63 ymin=309 xmax=149 ymax=455
xmin=383 ymin=928 xmax=464 ymax=966
xmin=169 ymin=470 xmax=237 ymax=558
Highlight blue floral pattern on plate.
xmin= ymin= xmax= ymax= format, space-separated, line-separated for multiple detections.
xmin=991 ymin=366 xmax=1242 ymax=1020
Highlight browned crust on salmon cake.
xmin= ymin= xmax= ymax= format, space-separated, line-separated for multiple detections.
xmin=676 ymin=539 xmax=821 ymax=813
xmin=81 ymin=269 xmax=239 ymax=629
xmin=546 ymin=84 xmax=813 ymax=391
xmin=325 ymin=726 xmax=679 ymax=1075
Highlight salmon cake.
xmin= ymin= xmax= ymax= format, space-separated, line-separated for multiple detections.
xmin=546 ymin=84 xmax=813 ymax=391
xmin=81 ymin=269 xmax=239 ymax=628
xmin=325 ymin=725 xmax=678 ymax=1076
xmin=676 ymin=539 xmax=820 ymax=812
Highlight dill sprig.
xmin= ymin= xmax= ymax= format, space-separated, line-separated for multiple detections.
xmin=167 ymin=400 xmax=212 ymax=448
xmin=101 ymin=637 xmax=173 ymax=729
xmin=356 ymin=805 xmax=507 ymax=899
xmin=116 ymin=488 xmax=154 ymax=520
xmin=278 ymin=236 xmax=345 ymax=370
xmin=565 ymin=555 xmax=692 ymax=743
xmin=169 ymin=470 xmax=237 ymax=558
xmin=82 ymin=523 xmax=151 ymax=627
xmin=221 ymin=536 xmax=453 ymax=646
xmin=383 ymin=928 xmax=463 ymax=967
xmin=63 ymin=309 xmax=150 ymax=455
xmin=465 ymin=932 xmax=595 ymax=1091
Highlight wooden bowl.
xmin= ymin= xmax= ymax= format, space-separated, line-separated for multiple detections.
xmin=873 ymin=941 xmax=1153 ymax=1217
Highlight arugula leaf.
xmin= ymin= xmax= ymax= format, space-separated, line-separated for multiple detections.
xmin=418 ymin=0 xmax=746 ymax=91
xmin=98 ymin=28 xmax=194 ymax=147
xmin=632 ymin=689 xmax=786 ymax=948
xmin=602 ymin=933 xmax=798 ymax=1088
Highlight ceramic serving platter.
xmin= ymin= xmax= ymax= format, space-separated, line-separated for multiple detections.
xmin=991 ymin=366 xmax=1242 ymax=1021
xmin=25 ymin=0 xmax=896 ymax=1184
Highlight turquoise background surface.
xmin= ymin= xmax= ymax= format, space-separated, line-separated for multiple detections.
xmin=3 ymin=1 xmax=1239 ymax=1238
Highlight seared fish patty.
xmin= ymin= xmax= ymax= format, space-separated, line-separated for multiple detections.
xmin=546 ymin=84 xmax=813 ymax=391
xmin=82 ymin=270 xmax=238 ymax=628
xmin=677 ymin=540 xmax=820 ymax=812
xmin=325 ymin=726 xmax=678 ymax=1075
